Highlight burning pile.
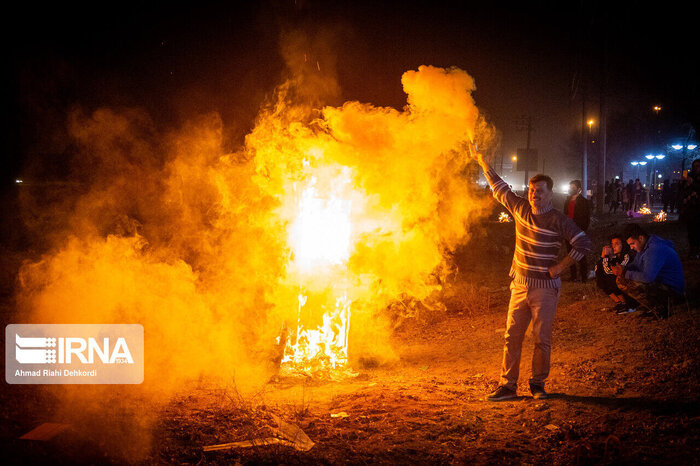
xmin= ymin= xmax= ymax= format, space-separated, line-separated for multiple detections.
xmin=16 ymin=64 xmax=495 ymax=385
xmin=654 ymin=211 xmax=667 ymax=222
xmin=638 ymin=205 xmax=652 ymax=215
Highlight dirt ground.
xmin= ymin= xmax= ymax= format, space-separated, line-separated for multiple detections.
xmin=2 ymin=209 xmax=699 ymax=465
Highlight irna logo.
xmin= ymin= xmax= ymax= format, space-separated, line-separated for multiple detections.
xmin=15 ymin=334 xmax=134 ymax=364
xmin=6 ymin=324 xmax=143 ymax=384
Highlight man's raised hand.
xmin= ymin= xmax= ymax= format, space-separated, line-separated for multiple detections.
xmin=467 ymin=141 xmax=484 ymax=166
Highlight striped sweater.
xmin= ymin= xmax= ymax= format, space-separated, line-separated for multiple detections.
xmin=485 ymin=169 xmax=592 ymax=289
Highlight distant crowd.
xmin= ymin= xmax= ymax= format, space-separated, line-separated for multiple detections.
xmin=603 ymin=162 xmax=699 ymax=218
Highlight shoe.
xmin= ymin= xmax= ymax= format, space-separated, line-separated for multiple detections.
xmin=616 ymin=306 xmax=637 ymax=315
xmin=612 ymin=302 xmax=628 ymax=313
xmin=485 ymin=385 xmax=517 ymax=402
xmin=530 ymin=383 xmax=549 ymax=399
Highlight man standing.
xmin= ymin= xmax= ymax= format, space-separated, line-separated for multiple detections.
xmin=469 ymin=145 xmax=592 ymax=401
xmin=564 ymin=180 xmax=591 ymax=281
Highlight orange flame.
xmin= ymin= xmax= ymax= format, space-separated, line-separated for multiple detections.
xmin=17 ymin=64 xmax=495 ymax=388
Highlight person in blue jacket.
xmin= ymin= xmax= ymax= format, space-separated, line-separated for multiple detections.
xmin=611 ymin=223 xmax=685 ymax=318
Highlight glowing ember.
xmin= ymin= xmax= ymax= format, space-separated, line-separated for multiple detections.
xmin=498 ymin=212 xmax=512 ymax=223
xmin=638 ymin=205 xmax=652 ymax=215
xmin=654 ymin=211 xmax=667 ymax=222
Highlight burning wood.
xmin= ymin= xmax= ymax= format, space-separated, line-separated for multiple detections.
xmin=654 ymin=211 xmax=667 ymax=222
xmin=637 ymin=205 xmax=652 ymax=215
xmin=278 ymin=172 xmax=355 ymax=379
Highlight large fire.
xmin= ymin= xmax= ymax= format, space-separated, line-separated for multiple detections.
xmin=16 ymin=63 xmax=495 ymax=389
xmin=280 ymin=169 xmax=355 ymax=375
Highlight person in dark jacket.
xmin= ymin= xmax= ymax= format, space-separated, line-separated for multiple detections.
xmin=680 ymin=159 xmax=700 ymax=259
xmin=662 ymin=179 xmax=671 ymax=213
xmin=612 ymin=224 xmax=685 ymax=318
xmin=595 ymin=233 xmax=637 ymax=313
xmin=564 ymin=180 xmax=591 ymax=281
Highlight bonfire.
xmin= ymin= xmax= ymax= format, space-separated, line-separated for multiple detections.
xmin=654 ymin=211 xmax=667 ymax=222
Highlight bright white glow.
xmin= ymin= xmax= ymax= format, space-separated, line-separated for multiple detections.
xmin=645 ymin=154 xmax=654 ymax=160
xmin=560 ymin=183 xmax=570 ymax=193
xmin=639 ymin=161 xmax=647 ymax=166
xmin=688 ymin=144 xmax=697 ymax=150
xmin=631 ymin=161 xmax=639 ymax=166
xmin=672 ymin=144 xmax=683 ymax=150
xmin=658 ymin=174 xmax=663 ymax=178
xmin=290 ymin=182 xmax=352 ymax=271
xmin=614 ymin=175 xmax=620 ymax=179
xmin=656 ymin=154 xmax=665 ymax=159
xmin=15 ymin=179 xmax=22 ymax=184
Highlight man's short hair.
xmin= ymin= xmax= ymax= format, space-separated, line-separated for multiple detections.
xmin=569 ymin=179 xmax=582 ymax=189
xmin=623 ymin=223 xmax=649 ymax=241
xmin=529 ymin=174 xmax=553 ymax=191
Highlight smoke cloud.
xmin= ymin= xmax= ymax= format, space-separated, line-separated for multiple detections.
xmin=14 ymin=32 xmax=495 ymax=458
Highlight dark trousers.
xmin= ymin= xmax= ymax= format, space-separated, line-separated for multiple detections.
xmin=616 ymin=277 xmax=679 ymax=318
xmin=595 ymin=261 xmax=637 ymax=307
xmin=567 ymin=242 xmax=588 ymax=281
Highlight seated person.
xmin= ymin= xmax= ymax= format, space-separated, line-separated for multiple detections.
xmin=595 ymin=234 xmax=637 ymax=313
xmin=611 ymin=224 xmax=685 ymax=318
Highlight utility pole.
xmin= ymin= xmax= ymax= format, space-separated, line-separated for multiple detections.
xmin=597 ymin=56 xmax=608 ymax=213
xmin=581 ymin=86 xmax=588 ymax=198
xmin=515 ymin=115 xmax=535 ymax=194
xmin=524 ymin=116 xmax=533 ymax=191
xmin=595 ymin=6 xmax=609 ymax=214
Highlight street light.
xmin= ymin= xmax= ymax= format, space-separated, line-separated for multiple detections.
xmin=671 ymin=144 xmax=698 ymax=174
xmin=630 ymin=160 xmax=647 ymax=180
xmin=642 ymin=154 xmax=665 ymax=205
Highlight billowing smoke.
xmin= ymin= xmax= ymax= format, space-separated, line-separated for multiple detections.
xmin=14 ymin=34 xmax=495 ymax=458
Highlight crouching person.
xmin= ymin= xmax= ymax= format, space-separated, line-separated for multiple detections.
xmin=611 ymin=224 xmax=685 ymax=319
xmin=595 ymin=234 xmax=638 ymax=313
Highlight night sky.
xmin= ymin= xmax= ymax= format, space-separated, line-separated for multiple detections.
xmin=3 ymin=1 xmax=698 ymax=190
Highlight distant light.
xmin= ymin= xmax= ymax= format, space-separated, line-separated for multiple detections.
xmin=587 ymin=119 xmax=594 ymax=126
xmin=645 ymin=154 xmax=655 ymax=160
xmin=653 ymin=105 xmax=662 ymax=112
xmin=614 ymin=175 xmax=620 ymax=179
xmin=512 ymin=155 xmax=517 ymax=161
xmin=689 ymin=144 xmax=698 ymax=150
xmin=671 ymin=144 xmax=683 ymax=150
xmin=631 ymin=161 xmax=639 ymax=166
xmin=658 ymin=174 xmax=663 ymax=178
xmin=15 ymin=179 xmax=22 ymax=184
xmin=639 ymin=161 xmax=647 ymax=165
xmin=656 ymin=154 xmax=665 ymax=159
xmin=560 ymin=183 xmax=570 ymax=193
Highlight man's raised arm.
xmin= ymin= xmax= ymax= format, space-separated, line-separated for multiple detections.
xmin=468 ymin=143 xmax=524 ymax=211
